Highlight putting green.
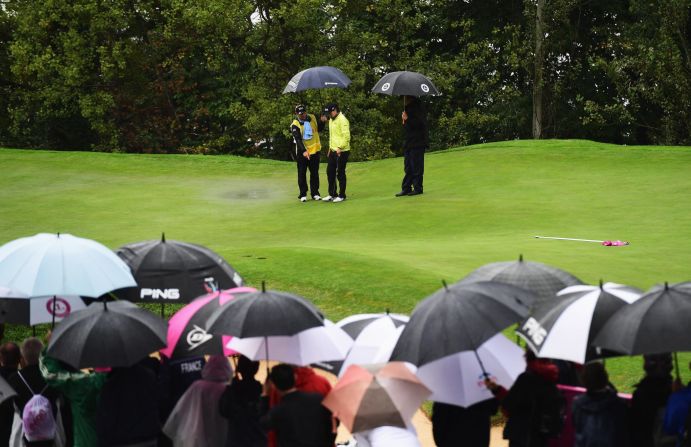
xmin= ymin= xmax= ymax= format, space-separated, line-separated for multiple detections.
xmin=1 ymin=139 xmax=690 ymax=390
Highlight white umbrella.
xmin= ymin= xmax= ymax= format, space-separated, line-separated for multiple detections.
xmin=0 ymin=233 xmax=136 ymax=297
xmin=414 ymin=333 xmax=525 ymax=407
xmin=517 ymin=282 xmax=642 ymax=363
xmin=226 ymin=320 xmax=353 ymax=366
xmin=0 ymin=287 xmax=86 ymax=325
xmin=338 ymin=315 xmax=407 ymax=377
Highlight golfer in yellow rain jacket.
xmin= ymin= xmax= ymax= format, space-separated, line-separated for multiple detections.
xmin=321 ymin=103 xmax=350 ymax=202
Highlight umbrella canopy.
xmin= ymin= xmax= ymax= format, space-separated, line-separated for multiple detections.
xmin=593 ymin=282 xmax=691 ymax=355
xmin=160 ymin=286 xmax=256 ymax=359
xmin=282 ymin=66 xmax=352 ymax=93
xmin=225 ymin=320 xmax=353 ymax=366
xmin=47 ymin=300 xmax=167 ymax=369
xmin=322 ymin=362 xmax=431 ymax=433
xmin=0 ymin=233 xmax=136 ymax=298
xmin=517 ymin=282 xmax=642 ymax=363
xmin=371 ymin=71 xmax=441 ymax=97
xmin=205 ymin=286 xmax=324 ymax=338
xmin=459 ymin=255 xmax=582 ymax=305
xmin=0 ymin=375 xmax=17 ymax=404
xmin=0 ymin=295 xmax=86 ymax=326
xmin=415 ymin=333 xmax=525 ymax=408
xmin=315 ymin=312 xmax=409 ymax=375
xmin=114 ymin=234 xmax=244 ymax=303
xmin=390 ymin=281 xmax=533 ymax=366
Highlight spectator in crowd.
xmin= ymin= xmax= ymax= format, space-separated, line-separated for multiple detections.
xmin=432 ymin=399 xmax=500 ymax=447
xmin=260 ymin=363 xmax=335 ymax=447
xmin=95 ymin=357 xmax=161 ymax=447
xmin=501 ymin=350 xmax=564 ymax=447
xmin=664 ymin=361 xmax=691 ymax=447
xmin=163 ymin=355 xmax=232 ymax=447
xmin=630 ymin=353 xmax=675 ymax=447
xmin=1 ymin=341 xmax=22 ymax=446
xmin=219 ymin=355 xmax=266 ymax=447
xmin=571 ymin=361 xmax=629 ymax=447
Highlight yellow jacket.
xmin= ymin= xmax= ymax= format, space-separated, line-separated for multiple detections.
xmin=329 ymin=112 xmax=350 ymax=152
xmin=291 ymin=113 xmax=321 ymax=155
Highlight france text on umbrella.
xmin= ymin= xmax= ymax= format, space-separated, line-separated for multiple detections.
xmin=0 ymin=233 xmax=136 ymax=298
xmin=517 ymin=281 xmax=641 ymax=364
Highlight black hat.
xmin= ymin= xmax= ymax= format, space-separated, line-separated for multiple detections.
xmin=295 ymin=104 xmax=306 ymax=114
xmin=324 ymin=103 xmax=338 ymax=113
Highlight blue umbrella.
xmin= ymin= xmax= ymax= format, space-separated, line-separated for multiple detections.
xmin=282 ymin=66 xmax=352 ymax=93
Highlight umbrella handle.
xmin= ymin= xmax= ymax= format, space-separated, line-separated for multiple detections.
xmin=473 ymin=349 xmax=489 ymax=379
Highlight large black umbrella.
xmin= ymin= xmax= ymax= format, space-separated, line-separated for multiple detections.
xmin=205 ymin=284 xmax=324 ymax=338
xmin=283 ymin=66 xmax=352 ymax=93
xmin=0 ymin=375 xmax=17 ymax=404
xmin=47 ymin=300 xmax=167 ymax=369
xmin=114 ymin=234 xmax=244 ymax=303
xmin=390 ymin=281 xmax=533 ymax=366
xmin=593 ymin=282 xmax=691 ymax=356
xmin=371 ymin=71 xmax=441 ymax=97
xmin=459 ymin=254 xmax=582 ymax=306
xmin=517 ymin=281 xmax=642 ymax=364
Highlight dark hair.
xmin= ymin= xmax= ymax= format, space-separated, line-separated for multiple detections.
xmin=270 ymin=364 xmax=296 ymax=391
xmin=643 ymin=353 xmax=673 ymax=377
xmin=237 ymin=355 xmax=259 ymax=378
xmin=0 ymin=342 xmax=21 ymax=367
xmin=581 ymin=362 xmax=609 ymax=391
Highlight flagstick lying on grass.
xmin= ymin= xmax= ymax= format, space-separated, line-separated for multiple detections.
xmin=534 ymin=236 xmax=630 ymax=246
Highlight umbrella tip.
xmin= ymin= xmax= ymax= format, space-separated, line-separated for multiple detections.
xmin=161 ymin=232 xmax=166 ymax=242
xmin=57 ymin=232 xmax=60 ymax=238
xmin=385 ymin=308 xmax=390 ymax=315
xmin=599 ymin=279 xmax=604 ymax=289
xmin=519 ymin=254 xmax=523 ymax=262
xmin=665 ymin=281 xmax=669 ymax=291
xmin=441 ymin=279 xmax=449 ymax=291
xmin=261 ymin=281 xmax=266 ymax=293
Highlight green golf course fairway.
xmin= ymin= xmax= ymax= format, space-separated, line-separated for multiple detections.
xmin=1 ymin=139 xmax=690 ymax=391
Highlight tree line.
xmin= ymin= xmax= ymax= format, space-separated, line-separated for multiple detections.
xmin=0 ymin=0 xmax=689 ymax=160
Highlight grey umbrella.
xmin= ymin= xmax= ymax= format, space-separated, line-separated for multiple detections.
xmin=593 ymin=281 xmax=691 ymax=356
xmin=459 ymin=254 xmax=582 ymax=307
xmin=47 ymin=300 xmax=167 ymax=369
xmin=0 ymin=375 xmax=17 ymax=404
xmin=283 ymin=66 xmax=352 ymax=93
xmin=371 ymin=71 xmax=441 ymax=97
xmin=390 ymin=281 xmax=533 ymax=367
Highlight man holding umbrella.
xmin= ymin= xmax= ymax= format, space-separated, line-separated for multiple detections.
xmin=291 ymin=104 xmax=325 ymax=202
xmin=396 ymin=96 xmax=428 ymax=197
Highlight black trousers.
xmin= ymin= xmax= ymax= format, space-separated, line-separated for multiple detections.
xmin=401 ymin=146 xmax=425 ymax=193
xmin=296 ymin=152 xmax=320 ymax=198
xmin=327 ymin=151 xmax=349 ymax=198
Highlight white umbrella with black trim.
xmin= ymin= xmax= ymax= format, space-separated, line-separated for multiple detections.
xmin=517 ymin=281 xmax=642 ymax=363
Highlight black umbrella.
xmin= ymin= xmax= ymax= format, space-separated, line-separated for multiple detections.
xmin=283 ymin=66 xmax=352 ymax=93
xmin=517 ymin=281 xmax=642 ymax=364
xmin=0 ymin=375 xmax=17 ymax=404
xmin=114 ymin=234 xmax=244 ymax=303
xmin=47 ymin=300 xmax=167 ymax=369
xmin=593 ymin=282 xmax=691 ymax=356
xmin=206 ymin=283 xmax=324 ymax=338
xmin=390 ymin=281 xmax=533 ymax=367
xmin=459 ymin=254 xmax=582 ymax=306
xmin=371 ymin=71 xmax=441 ymax=97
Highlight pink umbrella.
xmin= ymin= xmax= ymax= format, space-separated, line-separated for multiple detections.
xmin=160 ymin=286 xmax=256 ymax=359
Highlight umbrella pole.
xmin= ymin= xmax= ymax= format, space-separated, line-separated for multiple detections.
xmin=473 ymin=349 xmax=490 ymax=379
xmin=161 ymin=303 xmax=165 ymax=319
xmin=51 ymin=296 xmax=57 ymax=329
xmin=265 ymin=335 xmax=270 ymax=378
xmin=32 ymin=326 xmax=36 ymax=337
xmin=674 ymin=352 xmax=681 ymax=381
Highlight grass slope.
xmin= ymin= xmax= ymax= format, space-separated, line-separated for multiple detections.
xmin=1 ymin=139 xmax=691 ymax=390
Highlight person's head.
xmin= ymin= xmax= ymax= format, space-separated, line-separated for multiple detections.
xmin=325 ymin=102 xmax=340 ymax=118
xmin=20 ymin=337 xmax=43 ymax=366
xmin=0 ymin=341 xmax=21 ymax=368
xmin=269 ymin=363 xmax=296 ymax=393
xmin=643 ymin=353 xmax=673 ymax=378
xmin=295 ymin=104 xmax=307 ymax=120
xmin=202 ymin=355 xmax=233 ymax=382
xmin=236 ymin=355 xmax=259 ymax=380
xmin=581 ymin=362 xmax=609 ymax=392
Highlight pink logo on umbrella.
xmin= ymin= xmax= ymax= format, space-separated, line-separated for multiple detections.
xmin=46 ymin=298 xmax=71 ymax=318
